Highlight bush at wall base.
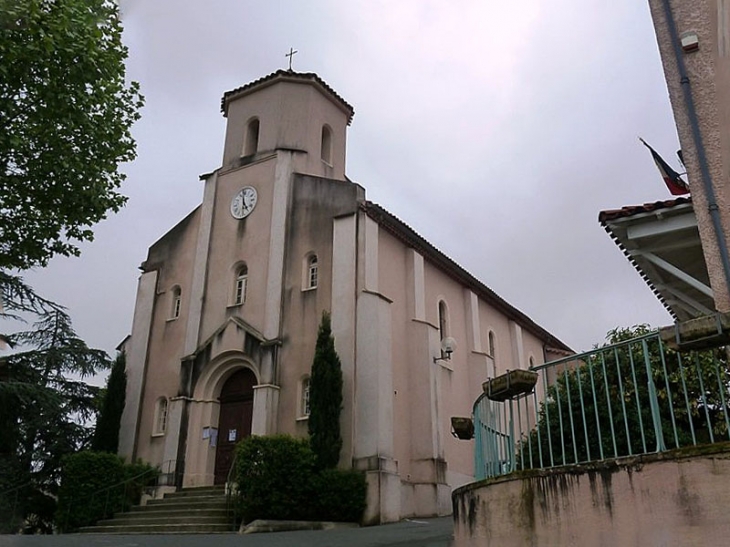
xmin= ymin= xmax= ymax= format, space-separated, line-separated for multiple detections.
xmin=234 ymin=435 xmax=366 ymax=524
xmin=55 ymin=451 xmax=156 ymax=532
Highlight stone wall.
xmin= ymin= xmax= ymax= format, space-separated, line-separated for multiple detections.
xmin=452 ymin=443 xmax=730 ymax=546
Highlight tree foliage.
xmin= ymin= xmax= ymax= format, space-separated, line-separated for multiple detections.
xmin=308 ymin=311 xmax=343 ymax=469
xmin=0 ymin=0 xmax=143 ymax=270
xmin=0 ymin=286 xmax=110 ymax=533
xmin=520 ymin=325 xmax=730 ymax=469
xmin=91 ymin=352 xmax=126 ymax=453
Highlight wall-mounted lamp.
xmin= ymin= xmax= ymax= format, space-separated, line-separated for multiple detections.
xmin=434 ymin=336 xmax=457 ymax=363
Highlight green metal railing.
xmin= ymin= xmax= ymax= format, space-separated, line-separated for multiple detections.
xmin=59 ymin=459 xmax=180 ymax=532
xmin=474 ymin=332 xmax=730 ymax=480
xmin=0 ymin=480 xmax=34 ymax=534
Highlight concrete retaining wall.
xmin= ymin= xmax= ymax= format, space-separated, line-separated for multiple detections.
xmin=452 ymin=443 xmax=730 ymax=546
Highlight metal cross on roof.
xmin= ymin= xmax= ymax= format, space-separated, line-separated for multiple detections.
xmin=285 ymin=47 xmax=298 ymax=71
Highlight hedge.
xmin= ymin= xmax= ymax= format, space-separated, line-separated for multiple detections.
xmin=55 ymin=451 xmax=156 ymax=532
xmin=235 ymin=435 xmax=367 ymax=523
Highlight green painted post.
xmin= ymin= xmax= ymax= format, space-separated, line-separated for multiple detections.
xmin=642 ymin=339 xmax=666 ymax=452
xmin=627 ymin=342 xmax=647 ymax=454
xmin=613 ymin=347 xmax=633 ymax=455
xmin=600 ymin=353 xmax=619 ymax=457
xmin=657 ymin=337 xmax=679 ymax=448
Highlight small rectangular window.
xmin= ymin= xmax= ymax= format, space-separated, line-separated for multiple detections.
xmin=302 ymin=378 xmax=311 ymax=416
xmin=154 ymin=398 xmax=168 ymax=436
xmin=307 ymin=255 xmax=318 ymax=290
xmin=235 ymin=277 xmax=247 ymax=305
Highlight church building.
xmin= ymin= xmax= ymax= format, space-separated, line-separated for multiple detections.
xmin=118 ymin=70 xmax=571 ymax=524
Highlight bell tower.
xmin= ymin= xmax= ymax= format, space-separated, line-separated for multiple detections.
xmin=220 ymin=70 xmax=354 ymax=181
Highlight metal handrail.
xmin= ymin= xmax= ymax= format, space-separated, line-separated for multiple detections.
xmin=225 ymin=451 xmax=239 ymax=531
xmin=474 ymin=333 xmax=730 ymax=480
xmin=0 ymin=479 xmax=33 ymax=497
xmin=0 ymin=479 xmax=35 ymax=534
xmin=61 ymin=460 xmax=181 ymax=532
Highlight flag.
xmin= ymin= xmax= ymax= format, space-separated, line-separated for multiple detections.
xmin=640 ymin=138 xmax=690 ymax=195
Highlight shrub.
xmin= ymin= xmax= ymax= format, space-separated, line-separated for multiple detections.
xmin=234 ymin=435 xmax=367 ymax=524
xmin=235 ymin=435 xmax=316 ymax=523
xmin=56 ymin=452 xmax=125 ymax=532
xmin=55 ymin=452 xmax=157 ymax=532
xmin=313 ymin=468 xmax=367 ymax=522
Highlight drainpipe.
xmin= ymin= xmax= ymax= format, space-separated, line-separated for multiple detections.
xmin=660 ymin=0 xmax=730 ymax=304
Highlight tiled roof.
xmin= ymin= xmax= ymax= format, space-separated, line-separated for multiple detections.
xmin=598 ymin=197 xmax=692 ymax=223
xmin=220 ymin=70 xmax=355 ymax=124
xmin=361 ymin=201 xmax=573 ymax=353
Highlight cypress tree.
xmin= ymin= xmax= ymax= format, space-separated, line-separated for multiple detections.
xmin=92 ymin=353 xmax=127 ymax=453
xmin=308 ymin=312 xmax=343 ymax=469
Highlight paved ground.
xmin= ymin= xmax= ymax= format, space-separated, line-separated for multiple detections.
xmin=0 ymin=517 xmax=454 ymax=547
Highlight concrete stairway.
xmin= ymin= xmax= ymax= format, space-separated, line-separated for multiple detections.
xmin=79 ymin=485 xmax=236 ymax=534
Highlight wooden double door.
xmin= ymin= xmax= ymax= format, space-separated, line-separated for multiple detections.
xmin=214 ymin=368 xmax=256 ymax=484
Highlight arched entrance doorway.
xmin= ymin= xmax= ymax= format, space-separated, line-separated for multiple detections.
xmin=214 ymin=368 xmax=256 ymax=484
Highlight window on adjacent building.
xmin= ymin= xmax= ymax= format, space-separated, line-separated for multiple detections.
xmin=438 ymin=300 xmax=449 ymax=341
xmin=301 ymin=376 xmax=311 ymax=417
xmin=529 ymin=356 xmax=535 ymax=369
xmin=488 ymin=331 xmax=496 ymax=358
xmin=321 ymin=125 xmax=332 ymax=165
xmin=243 ymin=118 xmax=260 ymax=156
xmin=234 ymin=264 xmax=248 ymax=305
xmin=306 ymin=254 xmax=318 ymax=290
xmin=171 ymin=286 xmax=182 ymax=319
xmin=153 ymin=397 xmax=168 ymax=436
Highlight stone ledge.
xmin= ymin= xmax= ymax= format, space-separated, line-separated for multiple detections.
xmin=660 ymin=312 xmax=730 ymax=351
xmin=454 ymin=440 xmax=730 ymax=496
xmin=240 ymin=519 xmax=359 ymax=534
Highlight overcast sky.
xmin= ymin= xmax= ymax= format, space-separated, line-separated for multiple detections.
xmin=25 ymin=0 xmax=681 ymax=365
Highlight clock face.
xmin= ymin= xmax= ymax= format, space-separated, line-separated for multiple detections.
xmin=230 ymin=186 xmax=258 ymax=219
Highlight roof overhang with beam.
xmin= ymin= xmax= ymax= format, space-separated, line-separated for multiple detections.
xmin=599 ymin=198 xmax=714 ymax=322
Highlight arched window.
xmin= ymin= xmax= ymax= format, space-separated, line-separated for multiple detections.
xmin=320 ymin=125 xmax=332 ymax=164
xmin=488 ymin=331 xmax=496 ymax=357
xmin=529 ymin=356 xmax=535 ymax=369
xmin=171 ymin=286 xmax=182 ymax=319
xmin=153 ymin=397 xmax=168 ymax=436
xmin=243 ymin=118 xmax=260 ymax=156
xmin=234 ymin=264 xmax=248 ymax=305
xmin=306 ymin=254 xmax=318 ymax=289
xmin=301 ymin=376 xmax=311 ymax=417
xmin=438 ymin=300 xmax=449 ymax=341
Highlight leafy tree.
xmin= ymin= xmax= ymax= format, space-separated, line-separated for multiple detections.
xmin=0 ymin=302 xmax=110 ymax=533
xmin=91 ymin=352 xmax=126 ymax=453
xmin=308 ymin=311 xmax=343 ymax=469
xmin=0 ymin=0 xmax=144 ymax=270
xmin=519 ymin=325 xmax=730 ymax=469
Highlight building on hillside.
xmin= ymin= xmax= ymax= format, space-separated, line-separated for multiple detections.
xmin=598 ymin=1 xmax=730 ymax=343
xmin=599 ymin=197 xmax=713 ymax=320
xmin=118 ymin=70 xmax=571 ymax=524
xmin=641 ymin=0 xmax=730 ymax=317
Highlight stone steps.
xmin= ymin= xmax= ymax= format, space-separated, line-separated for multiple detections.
xmin=78 ymin=485 xmax=235 ymax=534
xmin=79 ymin=523 xmax=233 ymax=534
